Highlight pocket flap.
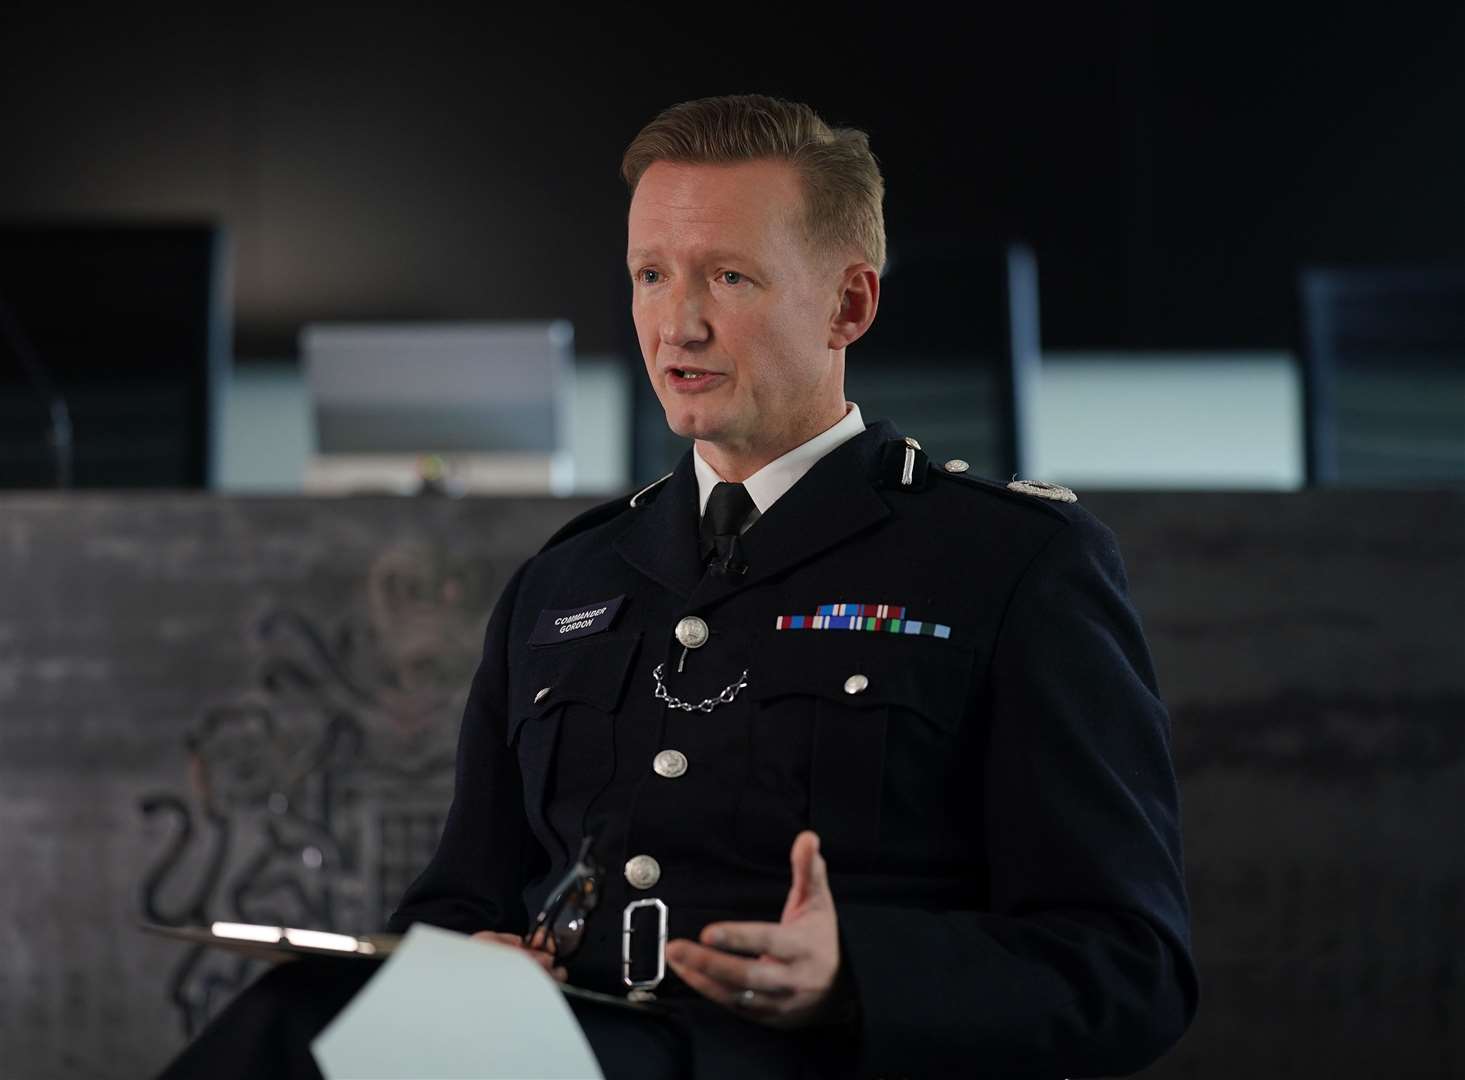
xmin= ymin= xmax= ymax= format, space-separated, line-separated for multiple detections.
xmin=747 ymin=633 xmax=971 ymax=730
xmin=509 ymin=632 xmax=642 ymax=745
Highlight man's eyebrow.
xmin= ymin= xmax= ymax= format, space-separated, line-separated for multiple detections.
xmin=625 ymin=247 xmax=766 ymax=269
xmin=701 ymin=249 xmax=763 ymax=267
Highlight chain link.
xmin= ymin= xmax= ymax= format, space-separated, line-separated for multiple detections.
xmin=652 ymin=663 xmax=749 ymax=713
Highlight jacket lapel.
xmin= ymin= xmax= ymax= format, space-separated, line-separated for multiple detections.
xmin=612 ymin=449 xmax=705 ymax=599
xmin=613 ymin=421 xmax=900 ymax=604
xmin=692 ymin=420 xmax=896 ymax=606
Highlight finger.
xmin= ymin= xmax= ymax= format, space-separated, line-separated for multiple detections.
xmin=668 ymin=940 xmax=800 ymax=994
xmin=797 ymin=831 xmax=829 ymax=898
xmin=786 ymin=831 xmax=815 ymax=911
xmin=701 ymin=921 xmax=803 ymax=962
xmin=472 ymin=930 xmax=543 ymax=954
xmin=472 ymin=930 xmax=542 ymax=951
xmin=471 ymin=930 xmax=520 ymax=946
xmin=793 ymin=832 xmax=833 ymax=911
xmin=806 ymin=832 xmax=831 ymax=903
xmin=667 ymin=948 xmax=795 ymax=1018
xmin=520 ymin=948 xmax=561 ymax=976
xmin=670 ymin=952 xmax=745 ymax=1010
xmin=472 ymin=932 xmax=563 ymax=978
xmin=553 ymin=965 xmax=568 ymax=983
xmin=472 ymin=929 xmax=556 ymax=962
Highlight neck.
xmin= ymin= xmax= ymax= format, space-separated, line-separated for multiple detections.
xmin=695 ymin=401 xmax=849 ymax=483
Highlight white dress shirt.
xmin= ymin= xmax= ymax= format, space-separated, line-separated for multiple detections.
xmin=692 ymin=403 xmax=866 ymax=530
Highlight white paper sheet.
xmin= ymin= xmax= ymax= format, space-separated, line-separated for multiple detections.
xmin=311 ymin=923 xmax=605 ymax=1079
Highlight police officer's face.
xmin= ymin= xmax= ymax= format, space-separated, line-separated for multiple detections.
xmin=627 ymin=160 xmax=852 ymax=471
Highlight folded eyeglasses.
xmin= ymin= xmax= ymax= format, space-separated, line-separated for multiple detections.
xmin=522 ymin=835 xmax=668 ymax=999
xmin=523 ymin=835 xmax=602 ymax=961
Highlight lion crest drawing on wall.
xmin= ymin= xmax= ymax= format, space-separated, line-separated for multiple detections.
xmin=138 ymin=545 xmax=491 ymax=1035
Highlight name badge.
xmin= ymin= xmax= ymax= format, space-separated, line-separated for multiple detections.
xmin=530 ymin=595 xmax=625 ymax=646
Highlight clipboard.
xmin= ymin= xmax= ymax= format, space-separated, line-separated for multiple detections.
xmin=140 ymin=921 xmax=661 ymax=1013
xmin=141 ymin=921 xmax=396 ymax=963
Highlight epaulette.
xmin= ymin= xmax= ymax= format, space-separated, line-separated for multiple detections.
xmin=1005 ymin=478 xmax=1078 ymax=503
xmin=916 ymin=447 xmax=1081 ymax=522
xmin=536 ymin=472 xmax=674 ymax=553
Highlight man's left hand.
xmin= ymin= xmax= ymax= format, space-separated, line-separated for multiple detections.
xmin=665 ymin=830 xmax=847 ymax=1028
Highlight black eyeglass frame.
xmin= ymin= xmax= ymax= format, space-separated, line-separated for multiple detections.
xmin=523 ymin=835 xmax=602 ymax=961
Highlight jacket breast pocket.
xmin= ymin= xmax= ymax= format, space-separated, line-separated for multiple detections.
xmin=744 ymin=634 xmax=971 ymax=871
xmin=509 ymin=632 xmax=641 ymax=858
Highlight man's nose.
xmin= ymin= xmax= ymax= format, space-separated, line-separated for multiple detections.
xmin=657 ymin=282 xmax=710 ymax=348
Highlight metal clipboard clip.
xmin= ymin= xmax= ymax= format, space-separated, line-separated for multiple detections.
xmin=621 ymin=897 xmax=668 ymax=1002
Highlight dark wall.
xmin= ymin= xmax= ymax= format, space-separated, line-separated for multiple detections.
xmin=1 ymin=2 xmax=1461 ymax=359
xmin=0 ymin=490 xmax=1461 ymax=1077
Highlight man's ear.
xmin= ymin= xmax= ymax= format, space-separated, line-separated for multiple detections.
xmin=828 ymin=263 xmax=880 ymax=350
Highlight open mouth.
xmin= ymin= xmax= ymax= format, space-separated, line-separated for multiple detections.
xmin=668 ymin=367 xmax=722 ymax=385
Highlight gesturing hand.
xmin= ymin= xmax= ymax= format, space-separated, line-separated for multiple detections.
xmin=665 ymin=830 xmax=847 ymax=1028
xmin=471 ymin=930 xmax=568 ymax=983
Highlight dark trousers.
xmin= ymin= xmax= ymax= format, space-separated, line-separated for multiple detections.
xmin=155 ymin=961 xmax=848 ymax=1080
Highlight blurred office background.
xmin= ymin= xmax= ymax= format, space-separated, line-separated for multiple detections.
xmin=1 ymin=3 xmax=1463 ymax=1078
xmin=2 ymin=2 xmax=1461 ymax=494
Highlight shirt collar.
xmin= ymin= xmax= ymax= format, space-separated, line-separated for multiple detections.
xmin=693 ymin=402 xmax=866 ymax=519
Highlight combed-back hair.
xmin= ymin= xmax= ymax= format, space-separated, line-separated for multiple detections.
xmin=621 ymin=94 xmax=886 ymax=274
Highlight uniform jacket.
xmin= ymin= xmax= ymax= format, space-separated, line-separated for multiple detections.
xmin=389 ymin=419 xmax=1199 ymax=1078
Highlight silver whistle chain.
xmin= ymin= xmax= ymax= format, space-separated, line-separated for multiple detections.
xmin=652 ymin=663 xmax=749 ymax=713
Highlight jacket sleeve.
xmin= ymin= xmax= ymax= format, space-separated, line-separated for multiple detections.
xmin=386 ymin=561 xmax=546 ymax=936
xmin=837 ymin=513 xmax=1199 ymax=1078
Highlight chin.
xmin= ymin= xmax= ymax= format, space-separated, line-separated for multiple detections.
xmin=663 ymin=403 xmax=721 ymax=442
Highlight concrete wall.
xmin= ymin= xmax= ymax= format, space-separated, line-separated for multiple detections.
xmin=0 ymin=491 xmax=1460 ymax=1078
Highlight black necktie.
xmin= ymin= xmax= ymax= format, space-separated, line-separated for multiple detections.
xmin=700 ymin=482 xmax=754 ymax=572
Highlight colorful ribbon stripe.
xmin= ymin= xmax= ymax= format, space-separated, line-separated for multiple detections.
xmin=814 ymin=602 xmax=907 ymax=619
xmin=776 ymin=606 xmax=950 ymax=638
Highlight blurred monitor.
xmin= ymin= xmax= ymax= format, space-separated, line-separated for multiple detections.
xmin=1028 ymin=351 xmax=1304 ymax=490
xmin=301 ymin=321 xmax=574 ymax=494
xmin=0 ymin=223 xmax=228 ymax=488
xmin=1300 ymin=264 xmax=1465 ymax=487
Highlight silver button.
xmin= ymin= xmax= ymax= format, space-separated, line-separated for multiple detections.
xmin=624 ymin=854 xmax=661 ymax=889
xmin=533 ymin=686 xmax=551 ymax=704
xmin=943 ymin=458 xmax=970 ymax=474
xmin=674 ymin=615 xmax=709 ymax=649
xmin=844 ymin=673 xmax=869 ymax=695
xmin=653 ymin=749 xmax=688 ymax=778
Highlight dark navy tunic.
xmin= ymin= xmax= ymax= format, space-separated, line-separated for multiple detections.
xmin=389 ymin=419 xmax=1199 ymax=1079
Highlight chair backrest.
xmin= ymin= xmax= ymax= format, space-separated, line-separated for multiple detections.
xmin=1298 ymin=265 xmax=1465 ymax=487
xmin=0 ymin=223 xmax=228 ymax=489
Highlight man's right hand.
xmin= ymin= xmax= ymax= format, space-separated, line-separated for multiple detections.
xmin=471 ymin=930 xmax=568 ymax=983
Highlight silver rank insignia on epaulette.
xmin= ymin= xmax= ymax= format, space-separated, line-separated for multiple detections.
xmin=1008 ymin=478 xmax=1078 ymax=503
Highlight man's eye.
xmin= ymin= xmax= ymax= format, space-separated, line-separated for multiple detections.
xmin=638 ymin=269 xmax=660 ymax=285
xmin=720 ymin=271 xmax=743 ymax=286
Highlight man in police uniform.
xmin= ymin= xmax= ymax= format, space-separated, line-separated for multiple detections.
xmin=387 ymin=94 xmax=1198 ymax=1079
xmin=156 ymin=94 xmax=1195 ymax=1080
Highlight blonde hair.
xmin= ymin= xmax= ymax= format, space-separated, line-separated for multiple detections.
xmin=621 ymin=94 xmax=886 ymax=274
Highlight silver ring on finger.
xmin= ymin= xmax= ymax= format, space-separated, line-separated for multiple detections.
xmin=739 ymin=988 xmax=757 ymax=1007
